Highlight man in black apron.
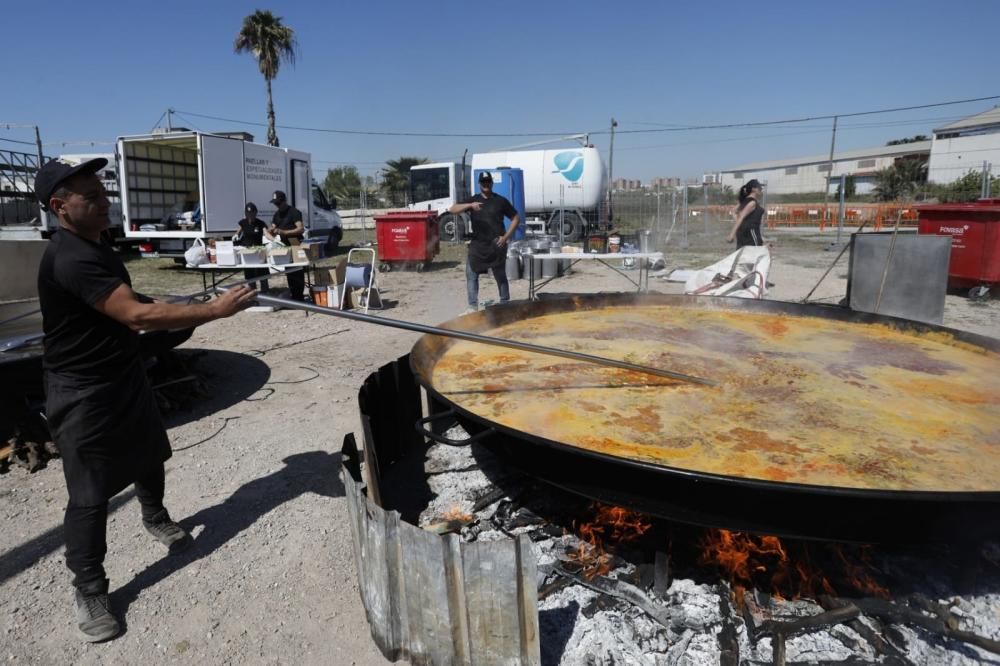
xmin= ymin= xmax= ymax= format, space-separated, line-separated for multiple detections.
xmin=448 ymin=171 xmax=521 ymax=313
xmin=35 ymin=158 xmax=257 ymax=642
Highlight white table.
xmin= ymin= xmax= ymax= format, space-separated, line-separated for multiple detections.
xmin=526 ymin=251 xmax=665 ymax=300
xmin=192 ymin=261 xmax=311 ymax=296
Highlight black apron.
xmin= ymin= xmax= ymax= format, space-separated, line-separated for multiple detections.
xmin=45 ymin=358 xmax=171 ymax=506
xmin=468 ymin=239 xmax=505 ymax=274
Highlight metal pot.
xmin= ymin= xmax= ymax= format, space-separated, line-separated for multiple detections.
xmin=409 ymin=293 xmax=1000 ymax=543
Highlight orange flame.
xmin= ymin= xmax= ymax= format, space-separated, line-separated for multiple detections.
xmin=442 ymin=505 xmax=473 ymax=523
xmin=568 ymin=503 xmax=652 ymax=580
xmin=698 ymin=529 xmax=889 ymax=600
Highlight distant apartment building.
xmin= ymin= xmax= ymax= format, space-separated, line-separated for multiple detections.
xmin=649 ymin=177 xmax=681 ymax=188
xmin=611 ymin=178 xmax=644 ymax=191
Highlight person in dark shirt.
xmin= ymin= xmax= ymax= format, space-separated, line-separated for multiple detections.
xmin=727 ymin=179 xmax=766 ymax=247
xmin=234 ymin=201 xmax=271 ymax=290
xmin=267 ymin=190 xmax=306 ymax=301
xmin=448 ymin=172 xmax=521 ymax=313
xmin=34 ymin=157 xmax=256 ymax=643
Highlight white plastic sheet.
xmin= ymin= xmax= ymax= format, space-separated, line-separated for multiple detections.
xmin=684 ymin=247 xmax=771 ymax=299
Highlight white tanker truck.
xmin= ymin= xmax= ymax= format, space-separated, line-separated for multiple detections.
xmin=408 ymin=146 xmax=607 ymax=241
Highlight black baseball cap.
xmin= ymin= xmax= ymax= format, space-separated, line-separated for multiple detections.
xmin=34 ymin=157 xmax=108 ymax=211
xmin=746 ymin=179 xmax=764 ymax=190
xmin=270 ymin=190 xmax=287 ymax=204
xmin=478 ymin=171 xmax=493 ymax=184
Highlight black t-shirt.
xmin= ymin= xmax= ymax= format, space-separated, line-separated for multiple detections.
xmin=273 ymin=205 xmax=303 ymax=231
xmin=237 ymin=217 xmax=267 ymax=246
xmin=37 ymin=228 xmax=139 ymax=378
xmin=463 ymin=193 xmax=517 ymax=244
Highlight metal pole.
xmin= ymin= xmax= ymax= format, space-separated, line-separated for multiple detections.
xmin=166 ymin=108 xmax=173 ymax=132
xmin=823 ymin=116 xmax=838 ymax=250
xmin=33 ymin=126 xmax=44 ymax=166
xmin=607 ymin=118 xmax=617 ymax=224
xmin=836 ymin=173 xmax=846 ymax=245
xmin=681 ymin=186 xmax=689 ymax=249
xmin=989 ymin=163 xmax=994 ymax=198
xmin=558 ymin=184 xmax=565 ymax=246
xmin=231 ymin=290 xmax=717 ymax=387
xmin=983 ymin=161 xmax=990 ymax=199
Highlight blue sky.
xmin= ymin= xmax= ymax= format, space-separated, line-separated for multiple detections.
xmin=2 ymin=0 xmax=997 ymax=181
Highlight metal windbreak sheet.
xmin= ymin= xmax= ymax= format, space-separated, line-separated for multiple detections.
xmin=426 ymin=304 xmax=1000 ymax=493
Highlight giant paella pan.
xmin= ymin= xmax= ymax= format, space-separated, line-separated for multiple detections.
xmin=410 ymin=294 xmax=1000 ymax=543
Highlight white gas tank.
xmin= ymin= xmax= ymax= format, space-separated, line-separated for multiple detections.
xmin=471 ymin=147 xmax=605 ymax=213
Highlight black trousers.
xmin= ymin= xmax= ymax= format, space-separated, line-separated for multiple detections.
xmin=64 ymin=462 xmax=166 ymax=593
xmin=243 ymin=267 xmax=269 ymax=291
xmin=286 ymin=268 xmax=305 ymax=301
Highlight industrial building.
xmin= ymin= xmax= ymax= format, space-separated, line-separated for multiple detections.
xmin=714 ymin=106 xmax=1000 ymax=195
xmin=927 ymin=106 xmax=1000 ymax=184
xmin=715 ymin=141 xmax=931 ymax=196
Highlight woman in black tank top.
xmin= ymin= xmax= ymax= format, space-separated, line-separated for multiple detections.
xmin=727 ymin=179 xmax=765 ymax=247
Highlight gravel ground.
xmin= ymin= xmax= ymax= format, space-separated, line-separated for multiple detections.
xmin=1 ymin=222 xmax=997 ymax=664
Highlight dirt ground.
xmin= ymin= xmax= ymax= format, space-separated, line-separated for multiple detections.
xmin=1 ymin=222 xmax=997 ymax=665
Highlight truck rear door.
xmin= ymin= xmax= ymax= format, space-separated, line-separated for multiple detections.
xmin=198 ymin=134 xmax=246 ymax=233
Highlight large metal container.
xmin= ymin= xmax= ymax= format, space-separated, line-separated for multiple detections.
xmin=410 ymin=293 xmax=1000 ymax=543
xmin=505 ymin=253 xmax=521 ymax=280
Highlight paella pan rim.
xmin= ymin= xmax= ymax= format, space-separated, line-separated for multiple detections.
xmin=410 ymin=292 xmax=1000 ymax=505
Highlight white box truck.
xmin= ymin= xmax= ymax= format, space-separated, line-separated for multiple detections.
xmin=409 ymin=146 xmax=606 ymax=241
xmin=119 ymin=131 xmax=342 ymax=259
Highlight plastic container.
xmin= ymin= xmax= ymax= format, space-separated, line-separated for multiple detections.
xmin=310 ymin=285 xmax=328 ymax=307
xmin=374 ymin=211 xmax=440 ymax=267
xmin=587 ymin=235 xmax=607 ymax=253
xmin=917 ymin=198 xmax=1000 ymax=295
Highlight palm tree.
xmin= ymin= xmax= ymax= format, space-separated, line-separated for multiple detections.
xmin=234 ymin=10 xmax=298 ymax=146
xmin=382 ymin=156 xmax=429 ymax=206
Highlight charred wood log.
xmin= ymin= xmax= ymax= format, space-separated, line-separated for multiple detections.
xmin=818 ymin=595 xmax=912 ymax=665
xmin=839 ymin=596 xmax=1000 ymax=657
xmin=716 ymin=584 xmax=740 ymax=666
xmin=552 ymin=566 xmax=673 ymax=631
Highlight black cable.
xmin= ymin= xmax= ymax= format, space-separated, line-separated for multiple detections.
xmin=177 ymin=95 xmax=1000 ymax=138
xmin=172 ymin=416 xmax=240 ymax=452
xmin=265 ymin=366 xmax=320 ymax=384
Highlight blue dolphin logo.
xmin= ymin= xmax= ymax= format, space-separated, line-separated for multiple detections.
xmin=552 ymin=151 xmax=584 ymax=183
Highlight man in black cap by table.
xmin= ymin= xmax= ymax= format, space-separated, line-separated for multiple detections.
xmin=448 ymin=171 xmax=520 ymax=313
xmin=34 ymin=157 xmax=256 ymax=642
xmin=267 ymin=190 xmax=306 ymax=301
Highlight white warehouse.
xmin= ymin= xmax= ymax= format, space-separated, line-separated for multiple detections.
xmin=927 ymin=106 xmax=1000 ymax=184
xmin=716 ymin=141 xmax=931 ymax=196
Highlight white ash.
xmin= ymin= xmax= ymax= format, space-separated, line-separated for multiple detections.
xmin=407 ymin=429 xmax=1000 ymax=665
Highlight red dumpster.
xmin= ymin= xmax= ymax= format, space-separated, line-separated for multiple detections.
xmin=917 ymin=198 xmax=1000 ymax=298
xmin=374 ymin=211 xmax=440 ymax=272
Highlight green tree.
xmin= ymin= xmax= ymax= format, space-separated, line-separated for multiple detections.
xmin=872 ymin=157 xmax=928 ymax=202
xmin=835 ymin=175 xmax=856 ymax=200
xmin=381 ymin=156 xmax=428 ymax=206
xmin=885 ymin=135 xmax=929 ymax=146
xmin=934 ymin=170 xmax=1000 ymax=203
xmin=234 ymin=10 xmax=298 ymax=147
xmin=323 ymin=166 xmax=362 ymax=202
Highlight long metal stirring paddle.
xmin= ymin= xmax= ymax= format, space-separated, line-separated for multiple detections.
xmin=219 ymin=288 xmax=718 ymax=387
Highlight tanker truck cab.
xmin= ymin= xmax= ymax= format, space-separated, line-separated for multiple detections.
xmin=409 ymin=162 xmax=471 ymax=242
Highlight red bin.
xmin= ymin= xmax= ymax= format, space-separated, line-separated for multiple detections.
xmin=917 ymin=198 xmax=1000 ymax=297
xmin=374 ymin=211 xmax=440 ymax=271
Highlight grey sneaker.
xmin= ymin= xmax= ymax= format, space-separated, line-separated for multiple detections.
xmin=75 ymin=590 xmax=120 ymax=643
xmin=143 ymin=510 xmax=192 ymax=554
